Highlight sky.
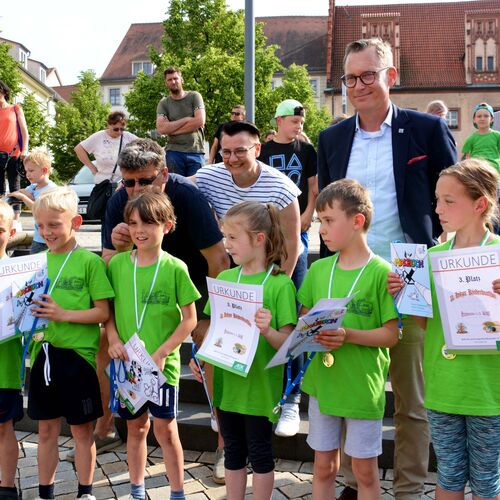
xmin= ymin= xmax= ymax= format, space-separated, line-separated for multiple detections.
xmin=0 ymin=0 xmax=465 ymax=85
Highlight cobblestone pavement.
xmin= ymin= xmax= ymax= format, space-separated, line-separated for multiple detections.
xmin=14 ymin=431 xmax=450 ymax=500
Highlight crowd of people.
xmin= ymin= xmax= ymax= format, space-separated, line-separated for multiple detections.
xmin=0 ymin=35 xmax=500 ymax=500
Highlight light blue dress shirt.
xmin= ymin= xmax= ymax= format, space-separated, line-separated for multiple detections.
xmin=346 ymin=105 xmax=405 ymax=262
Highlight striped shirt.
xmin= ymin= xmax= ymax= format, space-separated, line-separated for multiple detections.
xmin=195 ymin=161 xmax=301 ymax=218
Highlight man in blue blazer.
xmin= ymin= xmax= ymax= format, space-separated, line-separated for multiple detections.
xmin=318 ymin=38 xmax=457 ymax=500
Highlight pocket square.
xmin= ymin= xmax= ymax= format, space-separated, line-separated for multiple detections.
xmin=407 ymin=155 xmax=428 ymax=165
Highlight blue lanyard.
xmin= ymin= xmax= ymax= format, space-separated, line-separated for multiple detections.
xmin=20 ymin=279 xmax=50 ymax=386
xmin=191 ymin=343 xmax=215 ymax=418
xmin=109 ymin=359 xmax=127 ymax=413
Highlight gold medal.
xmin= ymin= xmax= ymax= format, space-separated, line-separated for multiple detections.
xmin=441 ymin=344 xmax=456 ymax=360
xmin=33 ymin=332 xmax=45 ymax=343
xmin=322 ymin=352 xmax=334 ymax=367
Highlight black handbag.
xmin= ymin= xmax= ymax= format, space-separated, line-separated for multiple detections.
xmin=85 ymin=135 xmax=123 ymax=220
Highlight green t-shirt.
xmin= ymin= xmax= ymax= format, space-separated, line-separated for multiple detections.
xmin=30 ymin=248 xmax=115 ymax=369
xmin=108 ymin=251 xmax=201 ymax=386
xmin=205 ymin=268 xmax=297 ymax=423
xmin=156 ymin=92 xmax=205 ymax=153
xmin=462 ymin=130 xmax=500 ymax=173
xmin=298 ymin=255 xmax=397 ymax=419
xmin=424 ymin=236 xmax=500 ymax=416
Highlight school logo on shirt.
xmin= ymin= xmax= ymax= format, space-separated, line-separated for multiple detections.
xmin=348 ymin=298 xmax=373 ymax=317
xmin=268 ymin=153 xmax=302 ymax=185
xmin=55 ymin=277 xmax=85 ymax=291
xmin=142 ymin=290 xmax=171 ymax=305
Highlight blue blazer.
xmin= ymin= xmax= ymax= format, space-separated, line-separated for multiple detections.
xmin=318 ymin=104 xmax=457 ymax=248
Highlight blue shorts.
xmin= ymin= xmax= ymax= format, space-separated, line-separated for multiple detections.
xmin=0 ymin=389 xmax=23 ymax=423
xmin=428 ymin=409 xmax=500 ymax=498
xmin=118 ymin=383 xmax=178 ymax=420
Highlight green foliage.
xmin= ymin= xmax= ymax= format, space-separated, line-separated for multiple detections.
xmin=49 ymin=70 xmax=109 ymax=181
xmin=125 ymin=0 xmax=331 ymax=149
xmin=0 ymin=43 xmax=22 ymax=98
xmin=21 ymin=93 xmax=50 ymax=148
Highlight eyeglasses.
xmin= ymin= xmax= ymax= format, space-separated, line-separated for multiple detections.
xmin=121 ymin=171 xmax=162 ymax=188
xmin=112 ymin=127 xmax=125 ymax=132
xmin=220 ymin=144 xmax=257 ymax=159
xmin=231 ymin=111 xmax=242 ymax=117
xmin=340 ymin=67 xmax=389 ymax=88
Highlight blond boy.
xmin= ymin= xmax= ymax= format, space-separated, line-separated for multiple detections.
xmin=9 ymin=147 xmax=57 ymax=253
xmin=28 ymin=187 xmax=114 ymax=500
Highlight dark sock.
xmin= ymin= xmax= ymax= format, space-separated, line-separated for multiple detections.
xmin=170 ymin=490 xmax=185 ymax=500
xmin=38 ymin=483 xmax=55 ymax=499
xmin=130 ymin=483 xmax=145 ymax=500
xmin=77 ymin=483 xmax=92 ymax=498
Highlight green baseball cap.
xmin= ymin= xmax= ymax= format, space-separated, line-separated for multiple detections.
xmin=271 ymin=99 xmax=305 ymax=126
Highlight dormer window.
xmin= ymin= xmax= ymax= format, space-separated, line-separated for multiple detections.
xmin=132 ymin=61 xmax=154 ymax=76
xmin=39 ymin=67 xmax=46 ymax=83
xmin=18 ymin=49 xmax=28 ymax=68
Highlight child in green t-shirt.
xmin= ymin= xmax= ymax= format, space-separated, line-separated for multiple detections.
xmin=106 ymin=190 xmax=200 ymax=500
xmin=190 ymin=201 xmax=297 ymax=500
xmin=462 ymin=102 xmax=500 ymax=174
xmin=388 ymin=159 xmax=500 ymax=500
xmin=0 ymin=200 xmax=22 ymax=500
xmin=28 ymin=187 xmax=114 ymax=500
xmin=298 ymin=179 xmax=399 ymax=499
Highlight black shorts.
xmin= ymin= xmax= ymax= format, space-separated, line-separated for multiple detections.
xmin=28 ymin=343 xmax=103 ymax=425
xmin=217 ymin=408 xmax=274 ymax=474
xmin=0 ymin=389 xmax=23 ymax=424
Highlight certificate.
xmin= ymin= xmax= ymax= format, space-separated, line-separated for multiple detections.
xmin=391 ymin=242 xmax=432 ymax=317
xmin=430 ymin=245 xmax=500 ymax=353
xmin=0 ymin=253 xmax=48 ymax=345
xmin=266 ymin=296 xmax=352 ymax=369
xmin=108 ymin=333 xmax=167 ymax=414
xmin=196 ymin=277 xmax=264 ymax=377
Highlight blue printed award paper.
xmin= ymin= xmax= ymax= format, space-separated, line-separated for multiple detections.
xmin=0 ymin=253 xmax=48 ymax=344
xmin=266 ymin=296 xmax=353 ymax=369
xmin=430 ymin=245 xmax=500 ymax=353
xmin=391 ymin=242 xmax=432 ymax=318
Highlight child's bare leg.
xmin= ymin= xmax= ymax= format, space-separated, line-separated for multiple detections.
xmin=352 ymin=456 xmax=380 ymax=500
xmin=71 ymin=421 xmax=96 ymax=485
xmin=126 ymin=412 xmax=150 ymax=485
xmin=225 ymin=468 xmax=247 ymax=499
xmin=435 ymin=487 xmax=465 ymax=500
xmin=38 ymin=418 xmax=62 ymax=484
xmin=0 ymin=420 xmax=19 ymax=487
xmin=252 ymin=471 xmax=274 ymax=500
xmin=205 ymin=362 xmax=224 ymax=449
xmin=312 ymin=449 xmax=339 ymax=499
xmin=153 ymin=417 xmax=184 ymax=491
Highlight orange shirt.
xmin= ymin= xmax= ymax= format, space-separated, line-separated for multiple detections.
xmin=0 ymin=105 xmax=21 ymax=157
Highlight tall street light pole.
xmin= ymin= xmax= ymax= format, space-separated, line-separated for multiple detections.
xmin=244 ymin=0 xmax=255 ymax=122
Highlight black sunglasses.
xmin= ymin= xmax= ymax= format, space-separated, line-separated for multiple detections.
xmin=121 ymin=171 xmax=162 ymax=188
xmin=231 ymin=111 xmax=242 ymax=116
xmin=112 ymin=127 xmax=125 ymax=132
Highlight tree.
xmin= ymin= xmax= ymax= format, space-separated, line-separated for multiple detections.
xmin=21 ymin=93 xmax=50 ymax=148
xmin=125 ymin=0 xmax=282 ymax=142
xmin=49 ymin=70 xmax=109 ymax=181
xmin=0 ymin=42 xmax=22 ymax=98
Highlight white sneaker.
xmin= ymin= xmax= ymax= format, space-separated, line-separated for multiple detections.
xmin=211 ymin=413 xmax=219 ymax=433
xmin=78 ymin=495 xmax=96 ymax=500
xmin=275 ymin=403 xmax=300 ymax=437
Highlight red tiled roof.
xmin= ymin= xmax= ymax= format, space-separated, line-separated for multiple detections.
xmin=329 ymin=0 xmax=500 ymax=90
xmin=257 ymin=16 xmax=328 ymax=72
xmin=101 ymin=23 xmax=164 ymax=81
xmin=52 ymin=84 xmax=78 ymax=103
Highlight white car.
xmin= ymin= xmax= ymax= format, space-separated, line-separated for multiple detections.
xmin=68 ymin=165 xmax=98 ymax=222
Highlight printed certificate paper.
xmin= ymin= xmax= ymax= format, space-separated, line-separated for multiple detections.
xmin=391 ymin=242 xmax=432 ymax=317
xmin=430 ymin=245 xmax=500 ymax=353
xmin=0 ymin=253 xmax=48 ymax=344
xmin=196 ymin=277 xmax=264 ymax=377
xmin=109 ymin=333 xmax=167 ymax=414
xmin=266 ymin=297 xmax=352 ymax=369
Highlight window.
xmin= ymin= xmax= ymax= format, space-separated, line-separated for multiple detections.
xmin=446 ymin=109 xmax=459 ymax=130
xmin=310 ymin=79 xmax=318 ymax=96
xmin=18 ymin=49 xmax=27 ymax=68
xmin=39 ymin=68 xmax=46 ymax=83
xmin=476 ymin=56 xmax=483 ymax=71
xmin=487 ymin=56 xmax=494 ymax=72
xmin=109 ymin=88 xmax=121 ymax=106
xmin=132 ymin=61 xmax=154 ymax=76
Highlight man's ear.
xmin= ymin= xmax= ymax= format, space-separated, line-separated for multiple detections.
xmin=387 ymin=66 xmax=397 ymax=88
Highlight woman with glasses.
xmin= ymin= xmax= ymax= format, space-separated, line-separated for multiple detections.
xmin=74 ymin=111 xmax=138 ymax=184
